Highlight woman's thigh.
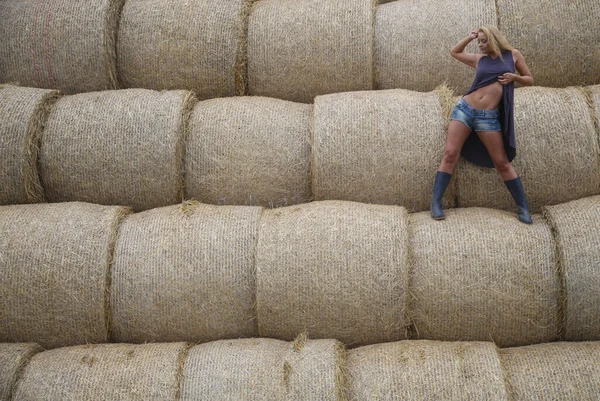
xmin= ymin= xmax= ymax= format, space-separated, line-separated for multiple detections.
xmin=445 ymin=120 xmax=472 ymax=153
xmin=476 ymin=130 xmax=509 ymax=165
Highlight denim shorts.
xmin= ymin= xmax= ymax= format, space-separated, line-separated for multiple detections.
xmin=450 ymin=98 xmax=501 ymax=132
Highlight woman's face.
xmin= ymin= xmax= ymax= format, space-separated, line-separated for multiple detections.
xmin=477 ymin=32 xmax=490 ymax=54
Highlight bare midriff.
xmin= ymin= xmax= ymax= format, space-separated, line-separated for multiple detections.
xmin=463 ymin=81 xmax=503 ymax=110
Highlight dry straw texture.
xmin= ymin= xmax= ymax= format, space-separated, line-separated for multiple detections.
xmin=456 ymin=87 xmax=600 ymax=212
xmin=590 ymin=85 xmax=600 ymax=138
xmin=375 ymin=0 xmax=496 ymax=94
xmin=40 ymin=89 xmax=195 ymax=211
xmin=12 ymin=343 xmax=186 ymax=400
xmin=497 ymin=0 xmax=600 ymax=88
xmin=347 ymin=341 xmax=508 ymax=401
xmin=186 ymin=97 xmax=312 ymax=207
xmin=248 ymin=0 xmax=374 ymax=103
xmin=0 ymin=343 xmax=42 ymax=401
xmin=0 ymin=85 xmax=59 ymax=204
xmin=543 ymin=196 xmax=600 ymax=341
xmin=500 ymin=342 xmax=600 ymax=400
xmin=111 ymin=202 xmax=261 ymax=343
xmin=313 ymin=89 xmax=452 ymax=211
xmin=0 ymin=203 xmax=129 ymax=349
xmin=117 ymin=0 xmax=251 ymax=98
xmin=181 ymin=337 xmax=345 ymax=401
xmin=256 ymin=201 xmax=409 ymax=346
xmin=0 ymin=0 xmax=124 ymax=93
xmin=409 ymin=208 xmax=559 ymax=347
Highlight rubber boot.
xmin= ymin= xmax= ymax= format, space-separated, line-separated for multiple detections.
xmin=504 ymin=177 xmax=533 ymax=224
xmin=431 ymin=171 xmax=452 ymax=220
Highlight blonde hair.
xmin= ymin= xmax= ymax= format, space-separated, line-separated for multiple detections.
xmin=478 ymin=26 xmax=514 ymax=60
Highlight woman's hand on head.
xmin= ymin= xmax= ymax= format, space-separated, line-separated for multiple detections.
xmin=498 ymin=73 xmax=517 ymax=85
xmin=469 ymin=29 xmax=479 ymax=40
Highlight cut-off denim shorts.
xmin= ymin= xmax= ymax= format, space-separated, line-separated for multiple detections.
xmin=450 ymin=98 xmax=501 ymax=132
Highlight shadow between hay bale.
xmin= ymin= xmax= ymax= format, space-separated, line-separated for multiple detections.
xmin=0 ymin=343 xmax=43 ymax=401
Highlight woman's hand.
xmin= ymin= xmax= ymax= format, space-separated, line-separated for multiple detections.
xmin=498 ymin=73 xmax=518 ymax=85
xmin=468 ymin=29 xmax=478 ymax=40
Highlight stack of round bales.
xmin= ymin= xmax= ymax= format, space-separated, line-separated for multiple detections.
xmin=0 ymin=85 xmax=59 ymax=204
xmin=248 ymin=0 xmax=374 ymax=103
xmin=117 ymin=0 xmax=252 ymax=98
xmin=39 ymin=89 xmax=195 ymax=211
xmin=0 ymin=203 xmax=129 ymax=349
xmin=186 ymin=97 xmax=312 ymax=207
xmin=0 ymin=0 xmax=124 ymax=93
xmin=0 ymin=343 xmax=42 ymax=401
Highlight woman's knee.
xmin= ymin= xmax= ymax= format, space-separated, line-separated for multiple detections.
xmin=493 ymin=159 xmax=512 ymax=174
xmin=442 ymin=148 xmax=460 ymax=165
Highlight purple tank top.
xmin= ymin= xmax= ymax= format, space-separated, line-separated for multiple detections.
xmin=461 ymin=50 xmax=516 ymax=168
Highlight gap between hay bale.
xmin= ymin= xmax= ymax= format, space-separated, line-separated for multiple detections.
xmin=106 ymin=0 xmax=127 ymax=89
xmin=234 ymin=0 xmax=256 ymax=96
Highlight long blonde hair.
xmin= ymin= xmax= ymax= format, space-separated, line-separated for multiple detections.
xmin=479 ymin=26 xmax=514 ymax=60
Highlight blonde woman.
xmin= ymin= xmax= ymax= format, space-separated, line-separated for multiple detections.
xmin=431 ymin=26 xmax=534 ymax=224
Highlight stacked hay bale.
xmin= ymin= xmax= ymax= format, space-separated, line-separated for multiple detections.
xmin=111 ymin=202 xmax=261 ymax=343
xmin=39 ymin=89 xmax=195 ymax=211
xmin=248 ymin=0 xmax=374 ymax=103
xmin=409 ymin=208 xmax=559 ymax=347
xmin=456 ymin=86 xmax=600 ymax=213
xmin=0 ymin=203 xmax=129 ymax=348
xmin=12 ymin=343 xmax=186 ymax=400
xmin=0 ymin=0 xmax=124 ymax=93
xmin=543 ymin=196 xmax=600 ymax=341
xmin=186 ymin=97 xmax=312 ymax=207
xmin=0 ymin=85 xmax=59 ymax=204
xmin=117 ymin=0 xmax=253 ymax=98
xmin=255 ymin=201 xmax=410 ymax=345
xmin=181 ymin=337 xmax=345 ymax=400
xmin=0 ymin=343 xmax=42 ymax=401
xmin=497 ymin=0 xmax=600 ymax=88
xmin=312 ymin=88 xmax=452 ymax=211
xmin=374 ymin=0 xmax=496 ymax=94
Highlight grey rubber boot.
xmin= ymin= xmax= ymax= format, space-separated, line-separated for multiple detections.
xmin=431 ymin=171 xmax=452 ymax=220
xmin=504 ymin=177 xmax=533 ymax=224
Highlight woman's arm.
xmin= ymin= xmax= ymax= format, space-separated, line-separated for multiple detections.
xmin=499 ymin=49 xmax=534 ymax=86
xmin=450 ymin=30 xmax=482 ymax=68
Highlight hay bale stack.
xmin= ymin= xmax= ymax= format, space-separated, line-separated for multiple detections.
xmin=12 ymin=343 xmax=186 ymax=400
xmin=185 ymin=97 xmax=312 ymax=207
xmin=409 ymin=208 xmax=559 ymax=347
xmin=375 ymin=0 xmax=496 ymax=94
xmin=117 ymin=0 xmax=252 ymax=98
xmin=0 ymin=203 xmax=129 ymax=348
xmin=256 ymin=201 xmax=409 ymax=345
xmin=111 ymin=202 xmax=261 ymax=343
xmin=543 ymin=196 xmax=600 ymax=341
xmin=0 ymin=0 xmax=124 ymax=93
xmin=181 ymin=337 xmax=345 ymax=400
xmin=0 ymin=85 xmax=59 ymax=204
xmin=456 ymin=87 xmax=600 ymax=213
xmin=313 ymin=89 xmax=452 ymax=211
xmin=500 ymin=342 xmax=600 ymax=400
xmin=248 ymin=0 xmax=374 ymax=103
xmin=348 ymin=341 xmax=508 ymax=401
xmin=39 ymin=89 xmax=195 ymax=211
xmin=497 ymin=0 xmax=600 ymax=88
xmin=0 ymin=343 xmax=42 ymax=401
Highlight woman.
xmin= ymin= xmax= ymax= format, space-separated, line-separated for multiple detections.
xmin=430 ymin=26 xmax=534 ymax=224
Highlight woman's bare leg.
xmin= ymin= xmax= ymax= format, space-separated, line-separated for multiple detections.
xmin=438 ymin=121 xmax=473 ymax=174
xmin=476 ymin=131 xmax=518 ymax=180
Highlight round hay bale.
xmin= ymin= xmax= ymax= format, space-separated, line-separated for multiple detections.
xmin=39 ymin=89 xmax=196 ymax=212
xmin=181 ymin=337 xmax=345 ymax=401
xmin=374 ymin=0 xmax=496 ymax=94
xmin=0 ymin=202 xmax=129 ymax=349
xmin=248 ymin=0 xmax=374 ymax=103
xmin=348 ymin=340 xmax=508 ymax=401
xmin=117 ymin=0 xmax=252 ymax=98
xmin=409 ymin=208 xmax=559 ymax=347
xmin=589 ymin=84 xmax=600 ymax=131
xmin=0 ymin=0 xmax=124 ymax=93
xmin=0 ymin=343 xmax=42 ymax=401
xmin=543 ymin=196 xmax=600 ymax=341
xmin=185 ymin=97 xmax=312 ymax=207
xmin=497 ymin=0 xmax=600 ymax=88
xmin=500 ymin=342 xmax=600 ymax=400
xmin=456 ymin=87 xmax=600 ymax=213
xmin=111 ymin=202 xmax=262 ymax=343
xmin=0 ymin=85 xmax=59 ymax=204
xmin=256 ymin=201 xmax=410 ymax=346
xmin=312 ymin=89 xmax=454 ymax=211
xmin=12 ymin=342 xmax=186 ymax=400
